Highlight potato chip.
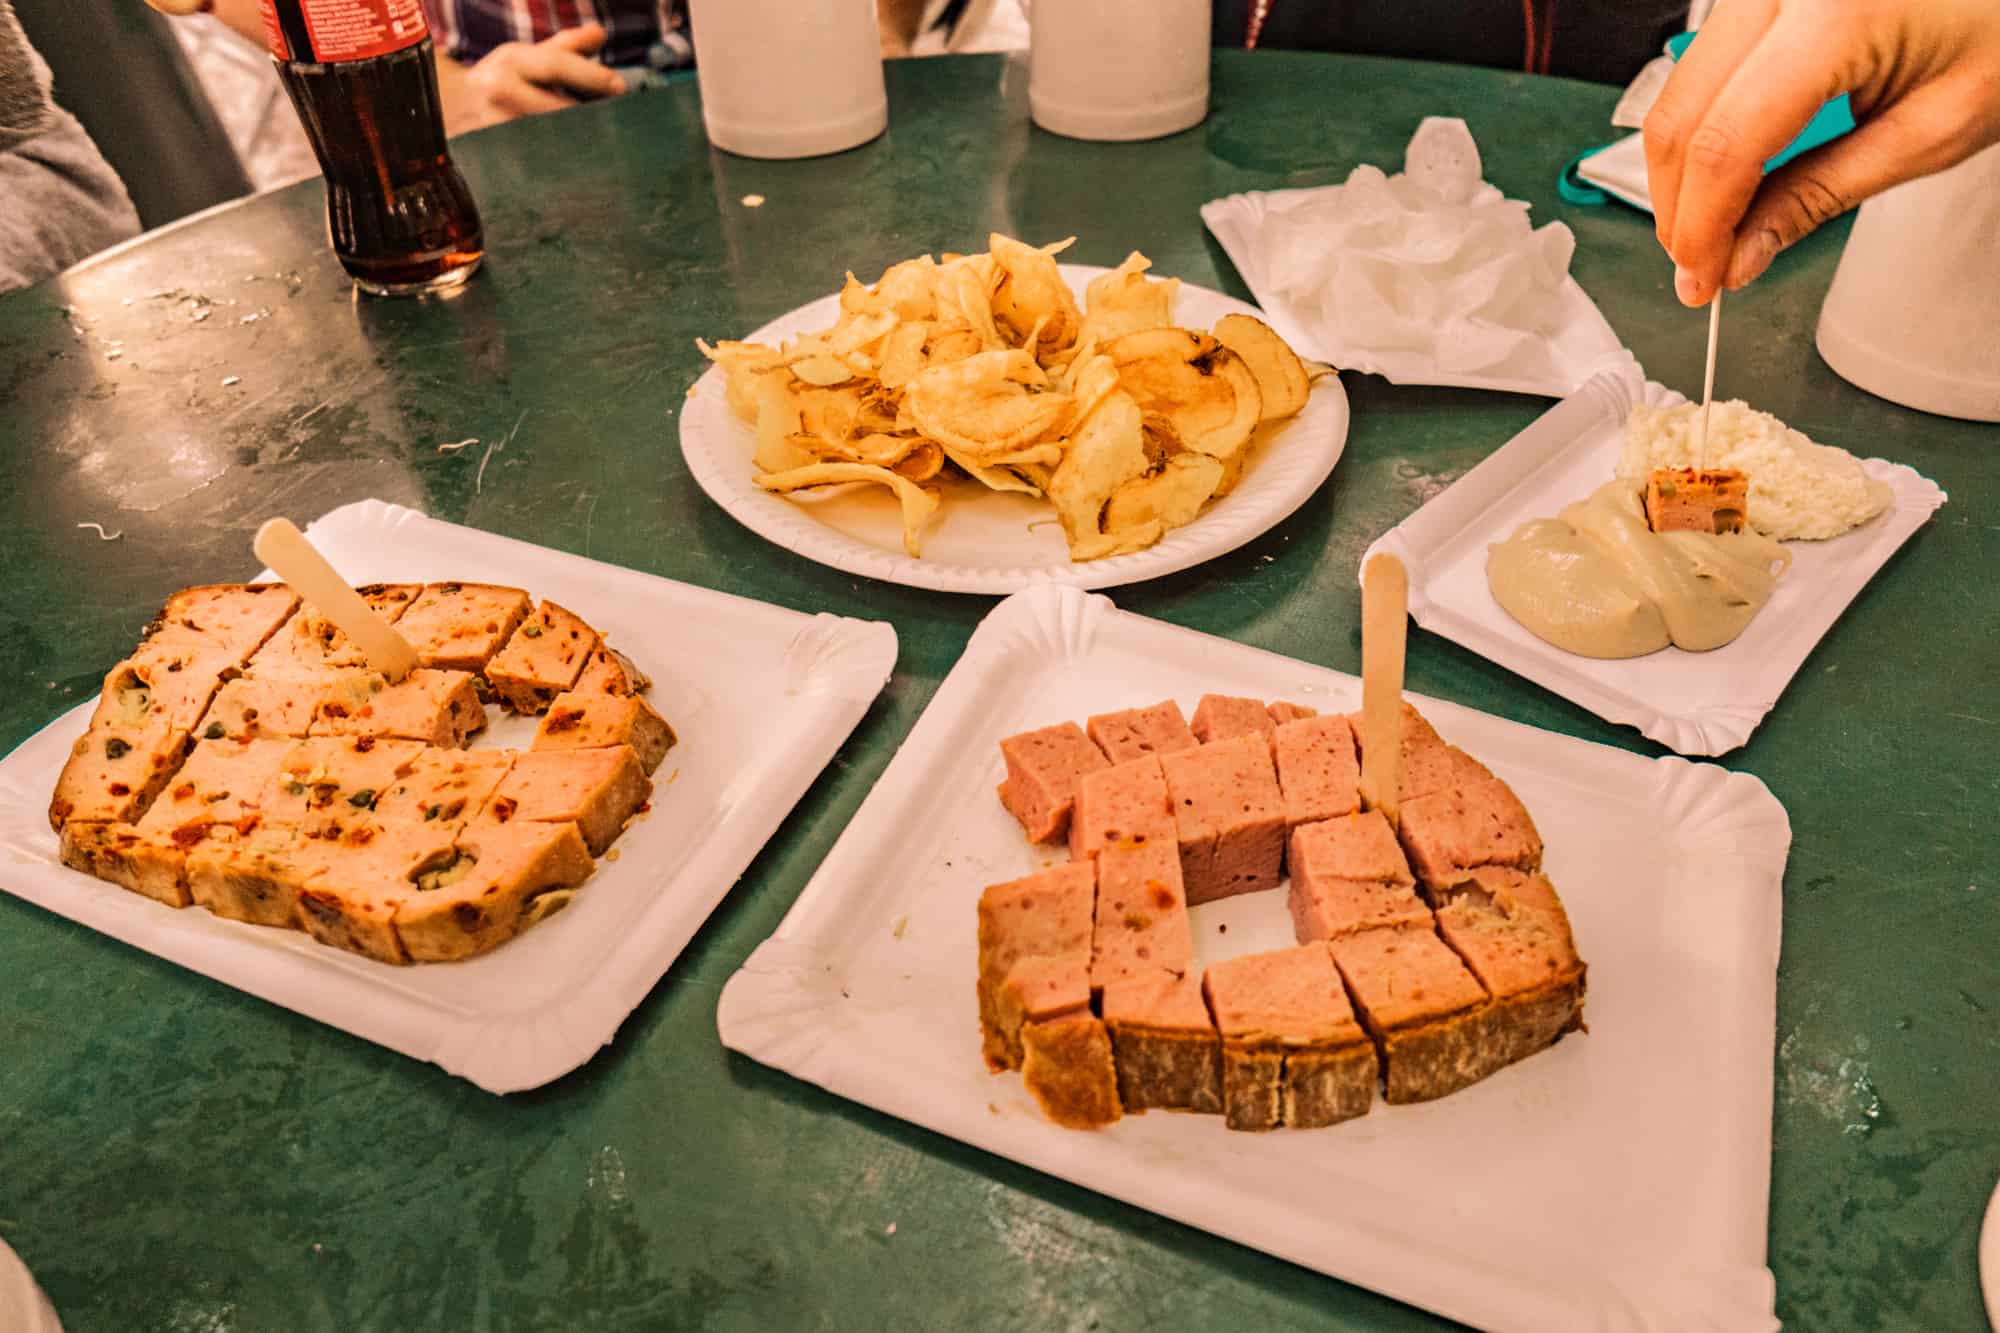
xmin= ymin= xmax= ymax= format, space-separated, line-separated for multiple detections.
xmin=697 ymin=338 xmax=783 ymax=424
xmin=1211 ymin=313 xmax=1310 ymax=421
xmin=754 ymin=462 xmax=941 ymax=557
xmin=1105 ymin=329 xmax=1262 ymax=459
xmin=939 ymin=444 xmax=1044 ymax=495
xmin=842 ymin=255 xmax=939 ymax=322
xmin=891 ymin=441 xmax=945 ymax=482
xmin=877 ymin=322 xmax=930 ymax=391
xmin=753 ymin=374 xmax=815 ymax=474
xmin=990 ymin=232 xmax=1082 ymax=353
xmin=1048 ymin=386 xmax=1150 ymax=559
xmin=1078 ymin=251 xmax=1180 ymax=347
xmin=1104 ymin=453 xmax=1226 ymax=533
xmin=905 ymin=350 xmax=1072 ymax=461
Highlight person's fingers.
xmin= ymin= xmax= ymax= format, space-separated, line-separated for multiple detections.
xmin=1662 ymin=13 xmax=1853 ymax=304
xmin=1642 ymin=0 xmax=1778 ymax=252
xmin=487 ymin=77 xmax=578 ymax=117
xmin=515 ymin=45 xmax=626 ymax=99
xmin=546 ymin=22 xmax=609 ymax=56
xmin=1722 ymin=76 xmax=2000 ymax=288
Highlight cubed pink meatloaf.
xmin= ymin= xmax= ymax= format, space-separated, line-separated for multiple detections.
xmin=1086 ymin=700 xmax=1198 ymax=764
xmin=1068 ymin=755 xmax=1174 ymax=862
xmin=1289 ymin=813 xmax=1432 ymax=942
xmin=1331 ymin=926 xmax=1515 ymax=1105
xmin=1202 ymin=944 xmax=1376 ymax=1130
xmin=1271 ymin=714 xmax=1361 ymax=828
xmin=1346 ymin=703 xmax=1489 ymax=803
xmin=997 ymin=722 xmax=1109 ymax=844
xmin=1397 ymin=776 xmax=1543 ymax=888
xmin=975 ymin=862 xmax=1096 ymax=1071
xmin=1432 ymin=866 xmax=1586 ymax=1062
xmin=1266 ymin=701 xmax=1317 ymax=725
xmin=1101 ymin=970 xmax=1222 ymax=1114
xmin=1089 ymin=837 xmax=1192 ymax=991
xmin=1159 ymin=734 xmax=1286 ymax=905
xmin=1190 ymin=695 xmax=1275 ymax=745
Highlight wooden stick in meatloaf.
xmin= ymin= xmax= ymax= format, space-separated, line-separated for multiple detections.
xmin=1358 ymin=553 xmax=1408 ymax=826
xmin=253 ymin=519 xmax=418 ymax=683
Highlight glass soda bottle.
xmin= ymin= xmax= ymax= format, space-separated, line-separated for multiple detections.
xmin=256 ymin=0 xmax=484 ymax=295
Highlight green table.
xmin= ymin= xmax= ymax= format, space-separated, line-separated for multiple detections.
xmin=2 ymin=51 xmax=1992 ymax=1333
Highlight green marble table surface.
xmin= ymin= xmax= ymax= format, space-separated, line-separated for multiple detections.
xmin=1 ymin=49 xmax=1993 ymax=1333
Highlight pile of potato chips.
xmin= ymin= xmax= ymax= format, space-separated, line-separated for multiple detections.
xmin=698 ymin=235 xmax=1322 ymax=560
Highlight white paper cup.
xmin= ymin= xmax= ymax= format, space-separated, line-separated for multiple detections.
xmin=1816 ymin=141 xmax=2000 ymax=423
xmin=687 ymin=0 xmax=887 ymax=159
xmin=1028 ymin=0 xmax=1211 ymax=142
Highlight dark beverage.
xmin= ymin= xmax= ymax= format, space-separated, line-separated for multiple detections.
xmin=259 ymin=0 xmax=483 ymax=295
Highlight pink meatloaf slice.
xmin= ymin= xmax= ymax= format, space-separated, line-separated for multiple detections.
xmin=1020 ymin=1015 xmax=1122 ymax=1130
xmin=1067 ymin=755 xmax=1173 ymax=862
xmin=995 ymin=954 xmax=1092 ymax=1038
xmin=139 ymin=583 xmax=301 ymax=665
xmin=975 ymin=862 xmax=1096 ymax=1071
xmin=1100 ymin=970 xmax=1222 ymax=1114
xmin=1202 ymin=945 xmax=1376 ymax=1130
xmin=393 ymin=582 xmax=532 ymax=672
xmin=1085 ymin=700 xmax=1198 ymax=764
xmin=1159 ymin=734 xmax=1286 ymax=905
xmin=1088 ymin=837 xmax=1193 ymax=991
xmin=484 ymin=599 xmax=601 ymax=714
xmin=1272 ymin=714 xmax=1361 ymax=828
xmin=1397 ymin=776 xmax=1544 ymax=889
xmin=48 ymin=716 xmax=190 ymax=832
xmin=1330 ymin=925 xmax=1554 ymax=1104
xmin=1190 ymin=694 xmax=1275 ymax=745
xmin=291 ymin=820 xmax=461 ymax=964
xmin=1345 ymin=703 xmax=1490 ymax=804
xmin=996 ymin=722 xmax=1108 ymax=845
xmin=534 ymin=692 xmax=677 ymax=774
xmin=1267 ymin=701 xmax=1317 ymax=725
xmin=1432 ymin=867 xmax=1587 ymax=1064
xmin=1288 ymin=813 xmax=1431 ymax=942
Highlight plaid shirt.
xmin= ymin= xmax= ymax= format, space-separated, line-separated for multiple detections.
xmin=421 ymin=0 xmax=689 ymax=70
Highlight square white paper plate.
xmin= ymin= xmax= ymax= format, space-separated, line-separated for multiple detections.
xmin=718 ymin=584 xmax=1789 ymax=1332
xmin=1364 ymin=366 xmax=1948 ymax=756
xmin=0 ymin=500 xmax=897 ymax=1094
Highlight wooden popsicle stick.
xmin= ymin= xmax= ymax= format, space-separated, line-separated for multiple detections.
xmin=1358 ymin=552 xmax=1409 ymax=827
xmin=1697 ymin=290 xmax=1722 ymax=473
xmin=253 ymin=518 xmax=418 ymax=683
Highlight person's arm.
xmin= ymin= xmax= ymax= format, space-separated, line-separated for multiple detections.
xmin=1643 ymin=0 xmax=2000 ymax=306
xmin=184 ymin=0 xmax=623 ymax=136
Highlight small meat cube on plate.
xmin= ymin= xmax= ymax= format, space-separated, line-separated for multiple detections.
xmin=1160 ymin=735 xmax=1285 ymax=905
xmin=1272 ymin=714 xmax=1361 ymax=829
xmin=1397 ymin=776 xmax=1543 ymax=889
xmin=1190 ymin=694 xmax=1275 ymax=744
xmin=1203 ymin=944 xmax=1376 ymax=1130
xmin=1068 ymin=755 xmax=1173 ymax=861
xmin=373 ymin=748 xmax=516 ymax=830
xmin=48 ymin=717 xmax=189 ymax=831
xmin=572 ymin=644 xmax=650 ymax=696
xmin=994 ymin=953 xmax=1091 ymax=1054
xmin=1101 ymin=970 xmax=1221 ymax=1115
xmin=1086 ymin=700 xmax=1197 ymax=764
xmin=1329 ymin=926 xmax=1500 ymax=1104
xmin=976 ymin=862 xmax=1095 ymax=1071
xmin=200 ymin=673 xmax=325 ymax=741
xmin=1020 ymin=1015 xmax=1122 ymax=1130
xmin=996 ymin=721 xmax=1107 ymax=845
xmin=1267 ymin=700 xmax=1317 ymax=725
xmin=1089 ymin=837 xmax=1192 ymax=991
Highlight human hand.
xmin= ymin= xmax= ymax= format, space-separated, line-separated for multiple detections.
xmin=1642 ymin=0 xmax=2000 ymax=306
xmin=461 ymin=23 xmax=627 ymax=126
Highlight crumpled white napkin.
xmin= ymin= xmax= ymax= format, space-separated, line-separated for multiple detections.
xmin=1202 ymin=118 xmax=1636 ymax=398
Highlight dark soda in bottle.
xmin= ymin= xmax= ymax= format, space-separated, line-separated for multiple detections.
xmin=257 ymin=0 xmax=483 ymax=295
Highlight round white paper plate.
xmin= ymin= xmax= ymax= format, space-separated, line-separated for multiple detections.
xmin=1981 ymin=1175 xmax=1999 ymax=1331
xmin=679 ymin=263 xmax=1351 ymax=594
